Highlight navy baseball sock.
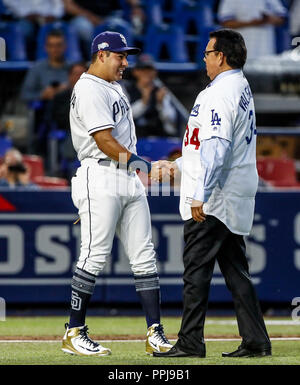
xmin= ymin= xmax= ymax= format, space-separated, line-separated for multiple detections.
xmin=134 ymin=273 xmax=161 ymax=328
xmin=68 ymin=267 xmax=96 ymax=329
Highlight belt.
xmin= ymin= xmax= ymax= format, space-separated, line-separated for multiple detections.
xmin=98 ymin=158 xmax=119 ymax=169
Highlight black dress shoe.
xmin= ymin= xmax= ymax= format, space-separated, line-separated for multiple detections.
xmin=222 ymin=346 xmax=272 ymax=358
xmin=153 ymin=345 xmax=205 ymax=358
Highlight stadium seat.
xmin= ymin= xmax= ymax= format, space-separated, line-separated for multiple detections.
xmin=0 ymin=21 xmax=27 ymax=61
xmin=257 ymin=157 xmax=300 ymax=187
xmin=144 ymin=24 xmax=188 ymax=63
xmin=22 ymin=154 xmax=45 ymax=180
xmin=275 ymin=19 xmax=290 ymax=54
xmin=0 ymin=135 xmax=12 ymax=157
xmin=32 ymin=175 xmax=69 ymax=188
xmin=172 ymin=0 xmax=216 ymax=64
xmin=136 ymin=137 xmax=182 ymax=161
xmin=144 ymin=0 xmax=176 ymax=26
xmin=174 ymin=0 xmax=215 ymax=32
xmin=36 ymin=21 xmax=82 ymax=62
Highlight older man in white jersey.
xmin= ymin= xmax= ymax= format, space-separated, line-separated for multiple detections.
xmin=154 ymin=29 xmax=271 ymax=358
xmin=61 ymin=31 xmax=172 ymax=357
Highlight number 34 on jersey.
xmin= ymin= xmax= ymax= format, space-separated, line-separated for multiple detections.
xmin=184 ymin=125 xmax=201 ymax=150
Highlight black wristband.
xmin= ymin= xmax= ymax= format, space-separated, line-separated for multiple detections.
xmin=127 ymin=154 xmax=152 ymax=174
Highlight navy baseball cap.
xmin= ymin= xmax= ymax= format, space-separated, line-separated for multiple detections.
xmin=91 ymin=31 xmax=140 ymax=55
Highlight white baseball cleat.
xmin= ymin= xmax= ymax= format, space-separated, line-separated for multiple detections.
xmin=62 ymin=323 xmax=111 ymax=356
xmin=145 ymin=323 xmax=173 ymax=355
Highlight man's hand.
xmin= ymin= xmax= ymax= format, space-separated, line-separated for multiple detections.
xmin=155 ymin=87 xmax=167 ymax=104
xmin=191 ymin=199 xmax=206 ymax=222
xmin=150 ymin=160 xmax=169 ymax=182
xmin=40 ymin=84 xmax=67 ymax=100
xmin=150 ymin=160 xmax=181 ymax=183
xmin=264 ymin=14 xmax=284 ymax=26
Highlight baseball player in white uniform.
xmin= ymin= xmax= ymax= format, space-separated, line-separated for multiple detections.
xmin=154 ymin=29 xmax=271 ymax=358
xmin=62 ymin=31 xmax=172 ymax=357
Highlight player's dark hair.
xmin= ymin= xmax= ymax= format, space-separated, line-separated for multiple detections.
xmin=209 ymin=29 xmax=247 ymax=68
xmin=46 ymin=29 xmax=65 ymax=41
xmin=91 ymin=51 xmax=111 ymax=63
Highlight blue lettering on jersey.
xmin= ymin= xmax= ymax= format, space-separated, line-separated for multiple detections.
xmin=190 ymin=104 xmax=200 ymax=116
xmin=119 ymin=98 xmax=126 ymax=115
xmin=120 ymin=96 xmax=129 ymax=111
xmin=112 ymin=97 xmax=129 ymax=122
xmin=239 ymin=85 xmax=253 ymax=112
xmin=211 ymin=109 xmax=221 ymax=127
xmin=245 ymin=109 xmax=257 ymax=144
xmin=112 ymin=101 xmax=120 ymax=122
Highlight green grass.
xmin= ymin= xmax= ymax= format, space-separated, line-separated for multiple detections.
xmin=0 ymin=316 xmax=299 ymax=365
xmin=0 ymin=341 xmax=299 ymax=365
xmin=0 ymin=316 xmax=299 ymax=337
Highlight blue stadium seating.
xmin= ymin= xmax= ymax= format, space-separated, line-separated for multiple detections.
xmin=174 ymin=0 xmax=215 ymax=31
xmin=173 ymin=0 xmax=216 ymax=65
xmin=144 ymin=24 xmax=188 ymax=63
xmin=36 ymin=21 xmax=82 ymax=62
xmin=0 ymin=135 xmax=12 ymax=157
xmin=136 ymin=137 xmax=182 ymax=161
xmin=0 ymin=21 xmax=27 ymax=61
xmin=276 ymin=19 xmax=291 ymax=53
xmin=144 ymin=0 xmax=176 ymax=26
xmin=0 ymin=0 xmax=5 ymax=15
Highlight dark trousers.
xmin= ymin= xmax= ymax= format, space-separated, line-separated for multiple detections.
xmin=177 ymin=215 xmax=271 ymax=355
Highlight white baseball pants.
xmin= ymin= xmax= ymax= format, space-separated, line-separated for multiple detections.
xmin=71 ymin=158 xmax=157 ymax=276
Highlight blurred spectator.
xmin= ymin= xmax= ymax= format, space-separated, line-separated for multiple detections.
xmin=62 ymin=0 xmax=145 ymax=59
xmin=0 ymin=148 xmax=40 ymax=189
xmin=128 ymin=0 xmax=146 ymax=36
xmin=218 ymin=0 xmax=287 ymax=59
xmin=50 ymin=61 xmax=87 ymax=165
xmin=21 ymin=29 xmax=68 ymax=103
xmin=20 ymin=29 xmax=69 ymax=154
xmin=2 ymin=0 xmax=64 ymax=60
xmin=124 ymin=54 xmax=177 ymax=138
xmin=290 ymin=0 xmax=300 ymax=37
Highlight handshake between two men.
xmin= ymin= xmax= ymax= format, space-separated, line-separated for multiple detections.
xmin=150 ymin=160 xmax=206 ymax=223
xmin=150 ymin=160 xmax=178 ymax=183
xmin=126 ymin=155 xmax=206 ymax=223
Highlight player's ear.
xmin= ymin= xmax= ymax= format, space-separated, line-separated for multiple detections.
xmin=218 ymin=51 xmax=225 ymax=66
xmin=98 ymin=50 xmax=105 ymax=63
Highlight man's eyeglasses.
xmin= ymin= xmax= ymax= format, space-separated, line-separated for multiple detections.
xmin=203 ymin=49 xmax=219 ymax=58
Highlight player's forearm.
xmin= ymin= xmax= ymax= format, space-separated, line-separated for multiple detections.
xmin=92 ymin=130 xmax=131 ymax=163
xmin=63 ymin=0 xmax=90 ymax=16
xmin=92 ymin=130 xmax=151 ymax=173
xmin=221 ymin=19 xmax=264 ymax=29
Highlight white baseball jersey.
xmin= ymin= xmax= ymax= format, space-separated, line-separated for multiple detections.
xmin=180 ymin=69 xmax=258 ymax=235
xmin=70 ymin=73 xmax=137 ymax=161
